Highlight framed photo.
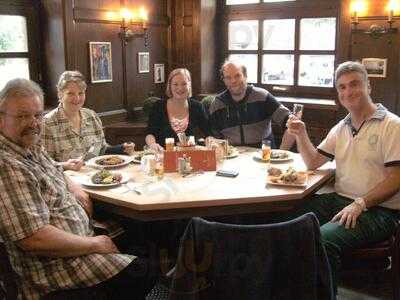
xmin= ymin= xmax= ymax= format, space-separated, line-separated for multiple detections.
xmin=154 ymin=64 xmax=165 ymax=83
xmin=89 ymin=42 xmax=112 ymax=83
xmin=361 ymin=58 xmax=387 ymax=78
xmin=138 ymin=52 xmax=150 ymax=73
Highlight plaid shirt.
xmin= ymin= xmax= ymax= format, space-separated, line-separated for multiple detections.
xmin=0 ymin=133 xmax=134 ymax=299
xmin=42 ymin=105 xmax=108 ymax=162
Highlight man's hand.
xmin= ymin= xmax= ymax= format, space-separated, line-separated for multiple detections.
xmin=148 ymin=142 xmax=164 ymax=152
xmin=62 ymin=158 xmax=84 ymax=171
xmin=331 ymin=202 xmax=364 ymax=229
xmin=286 ymin=115 xmax=307 ymax=137
xmin=66 ymin=177 xmax=93 ymax=217
xmin=123 ymin=142 xmax=135 ymax=155
xmin=91 ymin=235 xmax=120 ymax=254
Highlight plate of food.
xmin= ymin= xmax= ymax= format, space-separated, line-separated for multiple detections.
xmin=266 ymin=166 xmax=308 ymax=187
xmin=253 ymin=150 xmax=293 ymax=163
xmin=225 ymin=146 xmax=239 ymax=159
xmin=270 ymin=150 xmax=293 ymax=162
xmin=132 ymin=151 xmax=155 ymax=164
xmin=87 ymin=155 xmax=132 ymax=168
xmin=80 ymin=170 xmax=127 ymax=188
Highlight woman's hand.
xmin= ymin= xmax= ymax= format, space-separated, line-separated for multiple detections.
xmin=62 ymin=158 xmax=84 ymax=171
xmin=123 ymin=142 xmax=135 ymax=155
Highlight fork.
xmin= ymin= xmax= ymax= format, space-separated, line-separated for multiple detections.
xmin=121 ymin=179 xmax=141 ymax=195
xmin=80 ymin=145 xmax=95 ymax=161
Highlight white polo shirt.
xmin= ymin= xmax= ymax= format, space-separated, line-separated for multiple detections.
xmin=317 ymin=104 xmax=400 ymax=210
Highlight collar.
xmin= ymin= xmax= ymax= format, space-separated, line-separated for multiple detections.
xmin=343 ymin=103 xmax=387 ymax=126
xmin=55 ymin=104 xmax=91 ymax=128
xmin=0 ymin=132 xmax=37 ymax=159
xmin=223 ymin=85 xmax=253 ymax=105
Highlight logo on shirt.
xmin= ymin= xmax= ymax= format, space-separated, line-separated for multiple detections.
xmin=368 ymin=134 xmax=378 ymax=151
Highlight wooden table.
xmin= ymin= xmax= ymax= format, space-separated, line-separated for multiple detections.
xmin=66 ymin=148 xmax=334 ymax=221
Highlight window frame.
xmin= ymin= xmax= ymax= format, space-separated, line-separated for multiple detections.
xmin=223 ymin=0 xmax=341 ymax=99
xmin=0 ymin=2 xmax=41 ymax=85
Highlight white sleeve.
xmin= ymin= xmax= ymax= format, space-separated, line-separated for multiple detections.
xmin=317 ymin=123 xmax=341 ymax=159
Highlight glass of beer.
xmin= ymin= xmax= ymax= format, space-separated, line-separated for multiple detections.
xmin=155 ymin=152 xmax=164 ymax=180
xmin=293 ymin=103 xmax=304 ymax=119
xmin=261 ymin=140 xmax=271 ymax=161
xmin=165 ymin=137 xmax=175 ymax=151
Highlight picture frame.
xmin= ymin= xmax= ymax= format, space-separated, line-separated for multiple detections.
xmin=154 ymin=64 xmax=165 ymax=83
xmin=89 ymin=42 xmax=113 ymax=83
xmin=361 ymin=58 xmax=387 ymax=78
xmin=138 ymin=52 xmax=150 ymax=73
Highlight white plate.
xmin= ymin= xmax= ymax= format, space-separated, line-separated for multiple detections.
xmin=266 ymin=175 xmax=307 ymax=188
xmin=225 ymin=148 xmax=239 ymax=159
xmin=86 ymin=155 xmax=133 ymax=168
xmin=269 ymin=150 xmax=293 ymax=162
xmin=79 ymin=172 xmax=128 ymax=188
xmin=132 ymin=152 xmax=154 ymax=164
xmin=253 ymin=150 xmax=293 ymax=163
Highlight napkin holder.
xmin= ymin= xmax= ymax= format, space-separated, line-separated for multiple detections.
xmin=164 ymin=148 xmax=216 ymax=172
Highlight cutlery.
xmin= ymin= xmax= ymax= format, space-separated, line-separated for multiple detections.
xmin=80 ymin=145 xmax=95 ymax=161
xmin=121 ymin=180 xmax=141 ymax=195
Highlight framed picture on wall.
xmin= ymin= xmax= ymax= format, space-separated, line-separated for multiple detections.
xmin=138 ymin=52 xmax=150 ymax=73
xmin=361 ymin=58 xmax=387 ymax=78
xmin=89 ymin=42 xmax=113 ymax=83
xmin=154 ymin=64 xmax=165 ymax=83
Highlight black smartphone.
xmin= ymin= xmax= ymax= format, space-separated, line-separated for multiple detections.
xmin=216 ymin=169 xmax=239 ymax=178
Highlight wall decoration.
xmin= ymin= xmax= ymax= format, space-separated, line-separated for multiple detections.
xmin=361 ymin=58 xmax=387 ymax=78
xmin=89 ymin=42 xmax=113 ymax=83
xmin=154 ymin=64 xmax=165 ymax=83
xmin=138 ymin=52 xmax=150 ymax=73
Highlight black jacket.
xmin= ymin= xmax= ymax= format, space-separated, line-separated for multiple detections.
xmin=168 ymin=214 xmax=334 ymax=300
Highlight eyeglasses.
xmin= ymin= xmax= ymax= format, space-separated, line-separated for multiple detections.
xmin=0 ymin=111 xmax=45 ymax=122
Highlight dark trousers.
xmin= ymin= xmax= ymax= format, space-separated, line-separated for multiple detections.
xmin=45 ymin=257 xmax=158 ymax=300
xmin=280 ymin=192 xmax=399 ymax=294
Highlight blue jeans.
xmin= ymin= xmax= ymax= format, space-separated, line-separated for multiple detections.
xmin=286 ymin=192 xmax=399 ymax=293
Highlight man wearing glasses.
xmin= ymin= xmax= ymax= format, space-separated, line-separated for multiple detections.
xmin=0 ymin=79 xmax=157 ymax=299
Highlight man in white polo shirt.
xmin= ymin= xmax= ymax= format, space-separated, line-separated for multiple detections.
xmin=286 ymin=61 xmax=400 ymax=294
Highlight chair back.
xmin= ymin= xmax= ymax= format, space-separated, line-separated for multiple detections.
xmin=168 ymin=213 xmax=334 ymax=300
xmin=0 ymin=243 xmax=18 ymax=300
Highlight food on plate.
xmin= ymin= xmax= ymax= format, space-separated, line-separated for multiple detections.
xmin=267 ymin=167 xmax=282 ymax=176
xmin=95 ymin=156 xmax=125 ymax=166
xmin=91 ymin=170 xmax=122 ymax=184
xmin=227 ymin=146 xmax=237 ymax=156
xmin=134 ymin=151 xmax=154 ymax=162
xmin=270 ymin=151 xmax=289 ymax=160
xmin=269 ymin=167 xmax=307 ymax=185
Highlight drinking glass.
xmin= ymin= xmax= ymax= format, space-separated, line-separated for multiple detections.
xmin=165 ymin=138 xmax=175 ymax=151
xmin=261 ymin=140 xmax=271 ymax=161
xmin=154 ymin=152 xmax=164 ymax=180
xmin=293 ymin=103 xmax=304 ymax=119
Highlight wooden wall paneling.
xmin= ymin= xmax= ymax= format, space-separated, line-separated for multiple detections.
xmin=40 ymin=0 xmax=67 ymax=106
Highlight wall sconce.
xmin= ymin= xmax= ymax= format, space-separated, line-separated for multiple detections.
xmin=119 ymin=7 xmax=149 ymax=46
xmin=351 ymin=0 xmax=398 ymax=39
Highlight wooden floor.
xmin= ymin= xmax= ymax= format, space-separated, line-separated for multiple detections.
xmin=338 ymin=269 xmax=392 ymax=300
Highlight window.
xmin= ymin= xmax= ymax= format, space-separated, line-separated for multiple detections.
xmin=0 ymin=3 xmax=40 ymax=90
xmin=0 ymin=15 xmax=30 ymax=90
xmin=226 ymin=0 xmax=294 ymax=4
xmin=224 ymin=1 xmax=339 ymax=98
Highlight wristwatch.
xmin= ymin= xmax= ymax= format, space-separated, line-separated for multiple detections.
xmin=354 ymin=197 xmax=368 ymax=211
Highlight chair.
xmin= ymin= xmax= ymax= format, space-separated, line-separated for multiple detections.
xmin=341 ymin=222 xmax=400 ymax=300
xmin=0 ymin=243 xmax=18 ymax=300
xmin=167 ymin=214 xmax=334 ymax=300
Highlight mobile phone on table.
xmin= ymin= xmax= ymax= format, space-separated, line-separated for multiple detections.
xmin=216 ymin=169 xmax=239 ymax=178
